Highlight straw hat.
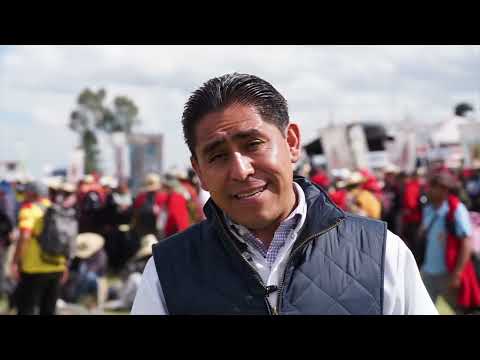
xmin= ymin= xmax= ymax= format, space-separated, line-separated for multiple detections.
xmin=118 ymin=224 xmax=130 ymax=232
xmin=142 ymin=173 xmax=161 ymax=192
xmin=170 ymin=167 xmax=189 ymax=181
xmin=162 ymin=173 xmax=181 ymax=189
xmin=331 ymin=168 xmax=351 ymax=180
xmin=383 ymin=164 xmax=400 ymax=174
xmin=100 ymin=176 xmax=118 ymax=189
xmin=134 ymin=234 xmax=158 ymax=260
xmin=44 ymin=177 xmax=62 ymax=190
xmin=61 ymin=182 xmax=76 ymax=193
xmin=83 ymin=175 xmax=95 ymax=184
xmin=75 ymin=233 xmax=105 ymax=259
xmin=344 ymin=171 xmax=366 ymax=187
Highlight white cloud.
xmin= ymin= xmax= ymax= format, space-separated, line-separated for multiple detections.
xmin=1 ymin=45 xmax=479 ymax=177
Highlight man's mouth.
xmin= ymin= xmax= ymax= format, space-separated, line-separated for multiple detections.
xmin=233 ymin=185 xmax=268 ymax=200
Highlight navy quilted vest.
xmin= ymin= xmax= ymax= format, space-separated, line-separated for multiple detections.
xmin=152 ymin=177 xmax=387 ymax=315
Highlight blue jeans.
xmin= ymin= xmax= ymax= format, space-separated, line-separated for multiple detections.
xmin=74 ymin=265 xmax=99 ymax=301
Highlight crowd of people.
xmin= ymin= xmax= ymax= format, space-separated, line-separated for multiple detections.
xmin=2 ymin=158 xmax=480 ymax=314
xmin=301 ymin=161 xmax=480 ymax=314
xmin=3 ymin=72 xmax=480 ymax=315
xmin=0 ymin=168 xmax=207 ymax=315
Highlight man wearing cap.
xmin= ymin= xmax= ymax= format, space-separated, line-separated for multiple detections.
xmin=132 ymin=73 xmax=436 ymax=315
xmin=420 ymin=171 xmax=480 ymax=314
xmin=10 ymin=182 xmax=68 ymax=315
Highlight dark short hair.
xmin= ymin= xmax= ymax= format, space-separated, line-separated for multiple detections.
xmin=182 ymin=73 xmax=290 ymax=157
xmin=429 ymin=172 xmax=458 ymax=190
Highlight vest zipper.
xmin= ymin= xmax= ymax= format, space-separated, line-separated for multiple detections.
xmin=213 ymin=211 xmax=275 ymax=314
xmin=275 ymin=218 xmax=344 ymax=314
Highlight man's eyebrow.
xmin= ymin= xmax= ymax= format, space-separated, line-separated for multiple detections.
xmin=202 ymin=137 xmax=227 ymax=157
xmin=201 ymin=129 xmax=264 ymax=156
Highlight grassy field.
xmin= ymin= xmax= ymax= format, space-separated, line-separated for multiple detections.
xmin=436 ymin=297 xmax=455 ymax=315
xmin=1 ymin=295 xmax=455 ymax=315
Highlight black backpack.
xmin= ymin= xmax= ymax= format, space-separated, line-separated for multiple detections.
xmin=0 ymin=210 xmax=13 ymax=247
xmin=38 ymin=203 xmax=78 ymax=263
xmin=0 ymin=210 xmax=12 ymax=237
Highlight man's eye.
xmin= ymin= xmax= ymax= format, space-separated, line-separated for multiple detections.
xmin=248 ymin=141 xmax=263 ymax=149
xmin=209 ymin=153 xmax=226 ymax=163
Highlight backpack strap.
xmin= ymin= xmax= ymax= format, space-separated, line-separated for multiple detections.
xmin=35 ymin=201 xmax=49 ymax=215
xmin=446 ymin=195 xmax=460 ymax=237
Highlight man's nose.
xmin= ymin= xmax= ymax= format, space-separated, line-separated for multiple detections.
xmin=229 ymin=152 xmax=254 ymax=181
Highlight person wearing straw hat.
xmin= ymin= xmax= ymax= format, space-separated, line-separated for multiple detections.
xmin=62 ymin=232 xmax=107 ymax=307
xmin=132 ymin=73 xmax=437 ymax=315
xmin=132 ymin=173 xmax=166 ymax=240
xmin=344 ymin=171 xmax=382 ymax=220
xmin=161 ymin=173 xmax=191 ymax=238
xmin=60 ymin=182 xmax=77 ymax=208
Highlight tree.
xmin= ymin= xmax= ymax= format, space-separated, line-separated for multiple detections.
xmin=98 ymin=96 xmax=140 ymax=134
xmin=69 ymin=88 xmax=141 ymax=174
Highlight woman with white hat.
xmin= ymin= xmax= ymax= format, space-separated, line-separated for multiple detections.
xmin=62 ymin=233 xmax=107 ymax=308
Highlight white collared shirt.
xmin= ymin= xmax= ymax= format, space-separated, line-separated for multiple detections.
xmin=131 ymin=185 xmax=438 ymax=315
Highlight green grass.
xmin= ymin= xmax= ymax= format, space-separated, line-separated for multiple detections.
xmin=0 ymin=297 xmax=7 ymax=314
xmin=0 ymin=291 xmax=454 ymax=315
xmin=436 ymin=296 xmax=455 ymax=315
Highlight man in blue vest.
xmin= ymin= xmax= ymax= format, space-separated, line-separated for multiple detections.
xmin=132 ymin=73 xmax=437 ymax=315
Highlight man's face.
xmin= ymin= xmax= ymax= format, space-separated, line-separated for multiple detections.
xmin=191 ymin=103 xmax=301 ymax=231
xmin=427 ymin=183 xmax=448 ymax=204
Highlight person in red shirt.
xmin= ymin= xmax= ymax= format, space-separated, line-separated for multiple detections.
xmin=310 ymin=168 xmax=330 ymax=191
xmin=359 ymin=168 xmax=383 ymax=202
xmin=329 ymin=186 xmax=348 ymax=211
xmin=133 ymin=173 xmax=191 ymax=241
xmin=162 ymin=174 xmax=191 ymax=238
xmin=172 ymin=168 xmax=205 ymax=223
xmin=328 ymin=170 xmax=350 ymax=211
xmin=400 ymin=170 xmax=423 ymax=262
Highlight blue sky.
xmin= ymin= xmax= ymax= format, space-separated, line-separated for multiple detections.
xmin=0 ymin=45 xmax=479 ymax=178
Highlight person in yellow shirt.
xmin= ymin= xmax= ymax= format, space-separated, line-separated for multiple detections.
xmin=344 ymin=172 xmax=382 ymax=220
xmin=11 ymin=182 xmax=68 ymax=315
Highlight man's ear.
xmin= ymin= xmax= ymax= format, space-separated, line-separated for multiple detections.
xmin=286 ymin=123 xmax=301 ymax=163
xmin=191 ymin=156 xmax=209 ymax=192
